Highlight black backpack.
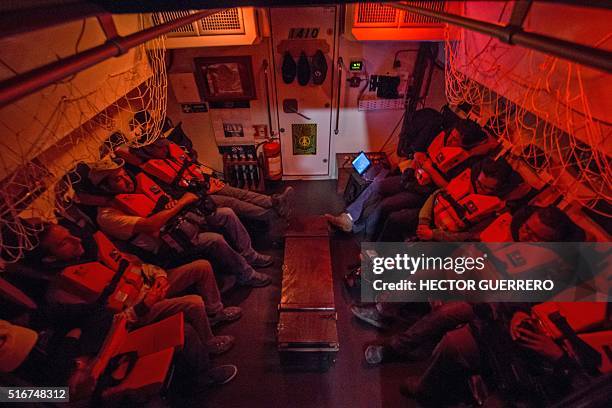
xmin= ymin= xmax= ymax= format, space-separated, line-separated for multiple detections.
xmin=397 ymin=108 xmax=446 ymax=158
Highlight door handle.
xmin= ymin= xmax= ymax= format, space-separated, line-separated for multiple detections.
xmin=283 ymin=99 xmax=311 ymax=121
xmin=285 ymin=106 xmax=312 ymax=121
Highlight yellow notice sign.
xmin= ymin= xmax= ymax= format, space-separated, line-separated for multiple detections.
xmin=292 ymin=124 xmax=317 ymax=155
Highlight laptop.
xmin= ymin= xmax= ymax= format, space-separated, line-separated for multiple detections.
xmin=351 ymin=151 xmax=371 ymax=176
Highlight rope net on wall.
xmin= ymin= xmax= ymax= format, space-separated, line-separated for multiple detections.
xmin=444 ymin=27 xmax=611 ymax=218
xmin=0 ymin=18 xmax=167 ymax=264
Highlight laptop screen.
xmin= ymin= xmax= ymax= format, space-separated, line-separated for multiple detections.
xmin=351 ymin=152 xmax=371 ymax=175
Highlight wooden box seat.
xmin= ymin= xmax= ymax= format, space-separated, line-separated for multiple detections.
xmin=280 ymin=237 xmax=334 ymax=311
xmin=278 ymin=216 xmax=338 ymax=370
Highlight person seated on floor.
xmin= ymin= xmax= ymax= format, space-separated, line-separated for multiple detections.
xmin=353 ymin=206 xmax=585 ymax=366
xmin=399 ymin=302 xmax=607 ymax=406
xmin=114 ymin=137 xmax=295 ymax=222
xmin=26 ymin=221 xmax=239 ymax=356
xmin=325 ymin=119 xmax=493 ymax=239
xmin=81 ymin=158 xmax=272 ymax=287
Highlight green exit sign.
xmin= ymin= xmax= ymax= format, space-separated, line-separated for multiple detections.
xmin=349 ymin=60 xmax=363 ymax=71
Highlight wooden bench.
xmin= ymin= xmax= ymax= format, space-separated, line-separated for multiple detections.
xmin=277 ymin=216 xmax=339 ymax=370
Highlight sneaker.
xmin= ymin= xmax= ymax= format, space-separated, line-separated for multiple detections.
xmin=297 ymin=52 xmax=311 ymax=86
xmin=325 ymin=213 xmax=353 ymax=232
xmin=209 ymin=306 xmax=242 ymax=327
xmin=240 ymin=271 xmax=272 ymax=287
xmin=206 ymin=335 xmax=235 ymax=355
xmin=282 ymin=52 xmax=296 ymax=84
xmin=350 ymin=304 xmax=389 ymax=329
xmin=273 ymin=186 xmax=295 ymax=218
xmin=249 ymin=253 xmax=274 ymax=268
xmin=364 ymin=344 xmax=387 ymax=365
xmin=205 ymin=364 xmax=238 ymax=386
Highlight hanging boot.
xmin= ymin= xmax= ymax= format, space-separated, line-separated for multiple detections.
xmin=311 ymin=49 xmax=328 ymax=85
xmin=297 ymin=52 xmax=311 ymax=86
xmin=282 ymin=51 xmax=296 ymax=84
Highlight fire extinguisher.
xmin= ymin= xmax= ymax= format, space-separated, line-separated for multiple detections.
xmin=262 ymin=140 xmax=282 ymax=181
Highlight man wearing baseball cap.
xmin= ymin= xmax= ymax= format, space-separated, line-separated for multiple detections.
xmin=86 ymin=158 xmax=272 ymax=287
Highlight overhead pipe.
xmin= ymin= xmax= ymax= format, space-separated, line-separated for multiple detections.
xmin=0 ymin=9 xmax=222 ymax=109
xmin=388 ymin=2 xmax=612 ymax=73
xmin=91 ymin=1 xmax=612 ymax=13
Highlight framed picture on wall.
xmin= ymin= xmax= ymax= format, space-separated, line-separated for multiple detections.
xmin=194 ymin=56 xmax=256 ymax=102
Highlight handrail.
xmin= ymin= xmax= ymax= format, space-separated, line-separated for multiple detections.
xmin=0 ymin=9 xmax=222 ymax=108
xmin=334 ymin=57 xmax=343 ymax=135
xmin=262 ymin=59 xmax=275 ymax=138
xmin=388 ymin=2 xmax=612 ymax=73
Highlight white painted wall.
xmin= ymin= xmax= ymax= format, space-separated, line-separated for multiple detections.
xmin=0 ymin=14 xmax=151 ymax=179
xmin=166 ymin=38 xmax=276 ymax=174
xmin=332 ymin=39 xmax=446 ymax=173
xmin=166 ymin=9 xmax=447 ymax=179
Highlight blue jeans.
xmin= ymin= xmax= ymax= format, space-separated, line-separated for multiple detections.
xmin=389 ymin=302 xmax=476 ymax=357
xmin=186 ymin=207 xmax=258 ymax=283
xmin=210 ymin=185 xmax=274 ymax=222
xmin=417 ymin=324 xmax=480 ymax=399
xmin=346 ymin=169 xmax=394 ymax=222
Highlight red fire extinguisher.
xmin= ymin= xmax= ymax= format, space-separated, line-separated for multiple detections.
xmin=263 ymin=140 xmax=282 ymax=181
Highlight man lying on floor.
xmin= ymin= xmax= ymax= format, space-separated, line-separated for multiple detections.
xmin=81 ymin=158 xmax=272 ymax=287
xmin=25 ymin=221 xmax=239 ymax=356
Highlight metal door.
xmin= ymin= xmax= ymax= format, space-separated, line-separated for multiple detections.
xmin=270 ymin=6 xmax=337 ymax=176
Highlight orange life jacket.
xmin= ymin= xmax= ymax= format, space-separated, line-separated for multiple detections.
xmin=479 ymin=212 xmax=514 ymax=242
xmin=532 ymin=302 xmax=611 ymax=373
xmin=487 ymin=243 xmax=572 ymax=281
xmin=532 ymin=302 xmax=608 ymax=339
xmin=112 ymin=172 xmax=168 ymax=217
xmin=433 ymin=168 xmax=505 ymax=232
xmin=578 ymin=331 xmax=612 ymax=373
xmin=115 ymin=142 xmax=225 ymax=193
xmin=59 ymin=232 xmax=143 ymax=312
xmin=426 ymin=129 xmax=498 ymax=174
xmin=92 ymin=314 xmax=183 ymax=402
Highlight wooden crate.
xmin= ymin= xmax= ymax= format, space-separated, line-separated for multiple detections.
xmin=277 ymin=311 xmax=339 ymax=371
xmin=280 ymin=237 xmax=334 ymax=311
xmin=285 ymin=215 xmax=330 ymax=238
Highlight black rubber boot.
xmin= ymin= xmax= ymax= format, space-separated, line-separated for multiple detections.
xmin=297 ymin=52 xmax=311 ymax=86
xmin=282 ymin=52 xmax=296 ymax=84
xmin=311 ymin=49 xmax=328 ymax=85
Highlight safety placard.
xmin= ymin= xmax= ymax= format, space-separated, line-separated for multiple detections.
xmin=292 ymin=124 xmax=317 ymax=155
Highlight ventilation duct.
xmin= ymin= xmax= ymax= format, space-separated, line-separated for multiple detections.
xmin=151 ymin=7 xmax=258 ymax=48
xmin=347 ymin=2 xmax=458 ymax=41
